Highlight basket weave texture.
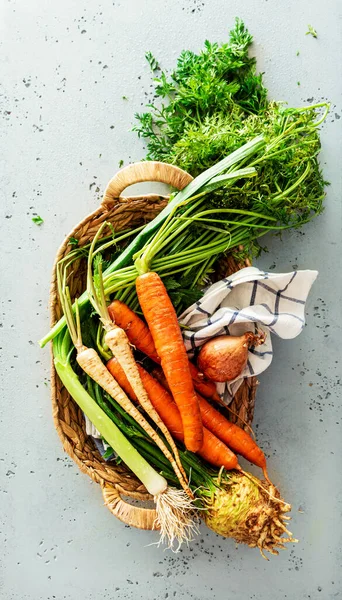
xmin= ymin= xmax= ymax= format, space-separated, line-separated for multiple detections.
xmin=50 ymin=161 xmax=257 ymax=529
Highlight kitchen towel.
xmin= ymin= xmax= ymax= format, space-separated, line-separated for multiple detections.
xmin=179 ymin=266 xmax=318 ymax=403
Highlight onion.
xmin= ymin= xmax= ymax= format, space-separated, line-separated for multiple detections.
xmin=197 ymin=332 xmax=264 ymax=382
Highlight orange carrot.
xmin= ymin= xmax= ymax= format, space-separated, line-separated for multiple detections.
xmin=108 ymin=299 xmax=219 ymax=401
xmin=187 ymin=362 xmax=221 ymax=403
xmin=150 ymin=365 xmax=268 ymax=478
xmin=136 ymin=272 xmax=203 ymax=452
xmin=107 ymin=357 xmax=239 ymax=470
xmin=107 ymin=357 xmax=138 ymax=400
xmin=108 ymin=300 xmax=159 ymax=362
xmin=108 ymin=294 xmax=267 ymax=472
xmin=137 ymin=367 xmax=238 ymax=470
xmin=196 ymin=393 xmax=269 ymax=478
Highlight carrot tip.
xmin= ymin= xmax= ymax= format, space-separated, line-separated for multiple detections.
xmin=212 ymin=392 xmax=225 ymax=405
xmin=263 ymin=467 xmax=273 ymax=486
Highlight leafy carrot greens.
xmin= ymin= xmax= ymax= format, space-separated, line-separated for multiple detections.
xmin=135 ymin=19 xmax=328 ymax=229
xmin=136 ymin=19 xmax=268 ymax=163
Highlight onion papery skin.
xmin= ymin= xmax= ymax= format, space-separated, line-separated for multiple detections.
xmin=197 ymin=333 xmax=260 ymax=382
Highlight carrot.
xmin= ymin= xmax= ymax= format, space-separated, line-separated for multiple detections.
xmin=136 ymin=272 xmax=203 ymax=453
xmin=107 ymin=357 xmax=138 ymax=401
xmin=107 ymin=357 xmax=239 ymax=471
xmin=151 ymin=366 xmax=172 ymax=390
xmin=108 ymin=300 xmax=159 ymax=362
xmin=196 ymin=393 xmax=269 ymax=480
xmin=108 ymin=299 xmax=220 ymax=402
xmin=187 ymin=361 xmax=221 ymax=403
xmin=150 ymin=365 xmax=268 ymax=479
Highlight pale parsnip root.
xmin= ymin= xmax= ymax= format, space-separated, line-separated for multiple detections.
xmin=104 ymin=325 xmax=188 ymax=485
xmin=57 ymin=270 xmax=197 ymax=549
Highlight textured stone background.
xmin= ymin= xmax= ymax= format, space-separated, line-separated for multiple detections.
xmin=1 ymin=1 xmax=341 ymax=598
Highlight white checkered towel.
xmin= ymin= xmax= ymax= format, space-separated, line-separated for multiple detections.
xmin=179 ymin=266 xmax=318 ymax=404
xmin=84 ymin=415 xmax=114 ymax=459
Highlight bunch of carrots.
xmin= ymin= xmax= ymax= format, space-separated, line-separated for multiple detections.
xmin=84 ymin=221 xmax=269 ymax=481
xmin=106 ymin=298 xmax=269 ymax=479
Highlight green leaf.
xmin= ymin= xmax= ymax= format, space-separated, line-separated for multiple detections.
xmin=133 ymin=18 xmax=268 ymax=165
xmin=32 ymin=215 xmax=44 ymax=225
xmin=169 ymin=287 xmax=203 ymax=311
xmin=69 ymin=237 xmax=79 ymax=247
xmin=163 ymin=272 xmax=203 ymax=311
xmin=306 ymin=24 xmax=317 ymax=38
xmin=163 ymin=276 xmax=181 ymax=291
xmin=103 ymin=446 xmax=115 ymax=459
xmin=145 ymin=51 xmax=160 ymax=71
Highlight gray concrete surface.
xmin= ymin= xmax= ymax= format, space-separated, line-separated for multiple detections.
xmin=1 ymin=1 xmax=341 ymax=598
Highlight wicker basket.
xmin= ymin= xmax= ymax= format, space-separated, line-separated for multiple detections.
xmin=50 ymin=161 xmax=257 ymax=530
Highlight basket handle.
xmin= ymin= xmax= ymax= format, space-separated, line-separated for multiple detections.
xmin=102 ymin=483 xmax=158 ymax=530
xmin=102 ymin=161 xmax=193 ymax=207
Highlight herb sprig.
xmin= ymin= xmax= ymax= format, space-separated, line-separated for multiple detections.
xmin=306 ymin=24 xmax=318 ymax=38
xmin=134 ymin=19 xmax=268 ymax=163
